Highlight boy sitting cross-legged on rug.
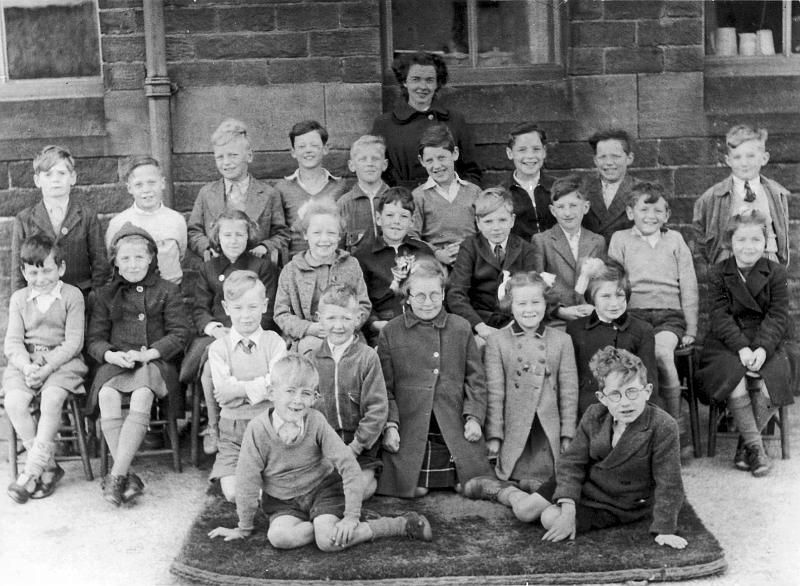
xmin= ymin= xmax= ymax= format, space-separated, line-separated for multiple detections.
xmin=208 ymin=354 xmax=432 ymax=551
xmin=465 ymin=346 xmax=687 ymax=550
xmin=206 ymin=270 xmax=286 ymax=502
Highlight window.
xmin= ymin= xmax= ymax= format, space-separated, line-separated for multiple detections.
xmin=0 ymin=0 xmax=103 ymax=99
xmin=383 ymin=0 xmax=563 ymax=82
xmin=705 ymin=0 xmax=800 ymax=74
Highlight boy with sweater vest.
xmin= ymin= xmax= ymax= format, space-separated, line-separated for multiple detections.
xmin=206 ymin=270 xmax=287 ymax=502
xmin=310 ymin=284 xmax=388 ymax=501
xmin=208 ymin=354 xmax=432 ymax=550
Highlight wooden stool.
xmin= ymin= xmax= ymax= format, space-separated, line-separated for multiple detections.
xmin=674 ymin=345 xmax=702 ymax=458
xmin=5 ymin=391 xmax=94 ymax=481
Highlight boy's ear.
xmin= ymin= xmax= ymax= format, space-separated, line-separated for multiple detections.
xmin=625 ymin=152 xmax=634 ymax=166
xmin=761 ymin=150 xmax=770 ymax=166
xmin=581 ymin=200 xmax=590 ymax=214
xmin=452 ymin=146 xmax=460 ymax=161
xmin=33 ymin=174 xmax=42 ymax=189
xmin=221 ymin=299 xmax=231 ymax=316
xmin=381 ymin=158 xmax=389 ymax=171
xmin=347 ymin=159 xmax=357 ymax=174
xmin=58 ymin=260 xmax=66 ymax=278
xmin=505 ymin=147 xmax=514 ymax=161
xmin=625 ymin=206 xmax=635 ymax=221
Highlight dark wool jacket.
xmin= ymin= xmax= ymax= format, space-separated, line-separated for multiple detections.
xmin=446 ymin=233 xmax=538 ymax=329
xmin=581 ymin=174 xmax=638 ymax=246
xmin=372 ymin=100 xmax=482 ymax=189
xmin=502 ymin=171 xmax=556 ymax=240
xmin=553 ymin=402 xmax=685 ymax=536
xmin=11 ymin=198 xmax=111 ymax=293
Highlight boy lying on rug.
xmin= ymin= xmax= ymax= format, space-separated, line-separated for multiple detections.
xmin=465 ymin=346 xmax=687 ymax=550
xmin=208 ymin=354 xmax=432 ymax=551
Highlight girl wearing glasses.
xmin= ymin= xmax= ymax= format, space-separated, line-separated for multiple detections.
xmin=376 ymin=258 xmax=493 ymax=498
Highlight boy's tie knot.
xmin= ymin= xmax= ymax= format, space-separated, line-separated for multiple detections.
xmin=239 ymin=339 xmax=255 ymax=354
xmin=494 ymin=244 xmax=505 ymax=265
xmin=744 ymin=180 xmax=756 ymax=203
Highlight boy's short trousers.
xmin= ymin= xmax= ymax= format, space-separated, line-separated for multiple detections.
xmin=338 ymin=430 xmax=383 ymax=472
xmin=628 ymin=308 xmax=686 ymax=339
xmin=535 ymin=477 xmax=637 ymax=533
xmin=261 ymin=471 xmax=345 ymax=523
xmin=209 ymin=417 xmax=250 ymax=480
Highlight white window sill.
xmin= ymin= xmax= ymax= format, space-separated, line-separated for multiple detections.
xmin=0 ymin=77 xmax=103 ymax=102
xmin=705 ymin=55 xmax=800 ymax=77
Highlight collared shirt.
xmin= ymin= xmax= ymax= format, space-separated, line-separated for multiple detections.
xmin=284 ymin=168 xmax=340 ymax=196
xmin=631 ymin=225 xmax=661 ymax=249
xmin=601 ymin=181 xmax=621 ymax=208
xmin=229 ymin=326 xmax=265 ymax=351
xmin=513 ymin=170 xmax=540 ymax=206
xmin=730 ymin=175 xmax=777 ymax=253
xmin=224 ymin=175 xmax=251 ymax=207
xmin=44 ymin=197 xmax=69 ymax=233
xmin=272 ymin=410 xmax=305 ymax=440
xmin=421 ymin=174 xmax=469 ymax=203
xmin=559 ymin=225 xmax=582 ymax=260
xmin=27 ymin=280 xmax=63 ymax=313
xmin=327 ymin=335 xmax=355 ymax=363
xmin=485 ymin=236 xmax=509 ymax=253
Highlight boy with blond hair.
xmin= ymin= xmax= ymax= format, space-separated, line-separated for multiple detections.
xmin=692 ymin=124 xmax=790 ymax=269
xmin=338 ymin=135 xmax=390 ymax=250
xmin=206 ymin=270 xmax=287 ymax=502
xmin=11 ymin=145 xmax=111 ymax=295
xmin=188 ymin=118 xmax=289 ymax=264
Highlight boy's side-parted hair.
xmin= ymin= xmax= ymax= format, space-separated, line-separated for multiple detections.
xmin=211 ymin=118 xmax=251 ymax=148
xmin=724 ymin=208 xmax=769 ymax=244
xmin=507 ymin=122 xmax=547 ymax=149
xmin=289 ymin=120 xmax=329 ymax=147
xmin=726 ymin=124 xmax=768 ymax=150
xmin=209 ymin=208 xmax=257 ymax=251
xmin=589 ymin=346 xmax=648 ymax=388
xmin=222 ymin=269 xmax=266 ymax=301
xmin=626 ymin=181 xmax=670 ymax=211
xmin=391 ymin=51 xmax=448 ymax=99
xmin=417 ymin=124 xmax=456 ymax=157
xmin=33 ymin=145 xmax=75 ymax=174
xmin=550 ymin=174 xmax=586 ymax=203
xmin=296 ymin=199 xmax=342 ymax=234
xmin=582 ymin=256 xmax=632 ymax=304
xmin=474 ymin=187 xmax=514 ymax=218
xmin=271 ymin=353 xmax=320 ymax=393
xmin=498 ymin=271 xmax=555 ymax=312
xmin=350 ymin=134 xmax=386 ymax=159
xmin=124 ymin=156 xmax=161 ymax=183
xmin=318 ymin=283 xmax=358 ymax=310
xmin=20 ymin=233 xmax=64 ymax=267
xmin=401 ymin=257 xmax=447 ymax=299
xmin=376 ymin=186 xmax=415 ymax=214
xmin=588 ymin=129 xmax=633 ymax=155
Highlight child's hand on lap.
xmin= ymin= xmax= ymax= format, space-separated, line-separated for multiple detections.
xmin=655 ymin=534 xmax=687 ymax=549
xmin=332 ymin=516 xmax=359 ymax=546
xmin=105 ymin=351 xmax=136 ymax=369
xmin=737 ymin=347 xmax=755 ymax=369
xmin=463 ymin=418 xmax=482 ymax=442
xmin=542 ymin=504 xmax=576 ymax=542
xmin=750 ymin=347 xmax=767 ymax=371
xmin=382 ymin=427 xmax=400 ymax=453
xmin=680 ymin=334 xmax=695 ymax=347
xmin=208 ymin=526 xmax=247 ymax=541
xmin=249 ymin=245 xmax=267 ymax=258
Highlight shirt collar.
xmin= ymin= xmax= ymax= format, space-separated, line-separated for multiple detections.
xmin=732 ymin=175 xmax=762 ymax=190
xmin=510 ymin=320 xmax=545 ymax=337
xmin=326 ymin=335 xmax=356 ymax=356
xmin=43 ymin=196 xmax=69 ymax=213
xmin=558 ymin=225 xmax=581 ymax=241
xmin=224 ymin=175 xmax=250 ymax=194
xmin=284 ymin=168 xmax=340 ymax=183
xmin=230 ymin=326 xmax=264 ymax=347
xmin=403 ymin=307 xmax=448 ymax=329
xmin=586 ymin=310 xmax=630 ymax=331
xmin=485 ymin=236 xmax=509 ymax=251
xmin=512 ymin=170 xmax=540 ymax=191
xmin=272 ymin=410 xmax=305 ymax=437
xmin=421 ymin=174 xmax=467 ymax=191
xmin=392 ymin=100 xmax=450 ymax=123
xmin=132 ymin=201 xmax=163 ymax=215
xmin=631 ymin=226 xmax=661 ymax=246
xmin=27 ymin=280 xmax=63 ymax=301
xmin=355 ymin=181 xmax=387 ymax=199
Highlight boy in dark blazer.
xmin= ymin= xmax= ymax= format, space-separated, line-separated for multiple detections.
xmin=582 ymin=129 xmax=639 ymax=245
xmin=464 ymin=347 xmax=687 ymax=550
xmin=446 ymin=187 xmax=537 ymax=346
xmin=532 ymin=175 xmax=605 ymax=327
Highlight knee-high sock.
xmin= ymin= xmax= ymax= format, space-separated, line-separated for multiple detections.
xmin=110 ymin=410 xmax=150 ymax=476
xmin=101 ymin=417 xmax=124 ymax=459
xmin=729 ymin=394 xmax=761 ymax=448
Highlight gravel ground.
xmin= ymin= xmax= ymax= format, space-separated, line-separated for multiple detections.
xmin=1 ymin=404 xmax=799 ymax=586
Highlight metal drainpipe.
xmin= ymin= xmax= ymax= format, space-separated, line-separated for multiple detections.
xmin=142 ymin=0 xmax=174 ymax=207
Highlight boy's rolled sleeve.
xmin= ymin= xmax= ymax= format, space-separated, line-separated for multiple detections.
xmin=235 ymin=420 xmax=270 ymax=533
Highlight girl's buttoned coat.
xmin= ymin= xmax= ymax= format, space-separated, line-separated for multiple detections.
xmin=485 ymin=323 xmax=579 ymax=481
xmin=696 ymin=257 xmax=795 ymax=406
xmin=376 ymin=309 xmax=493 ymax=497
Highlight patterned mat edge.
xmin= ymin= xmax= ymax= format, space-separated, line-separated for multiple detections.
xmin=170 ymin=556 xmax=728 ymax=586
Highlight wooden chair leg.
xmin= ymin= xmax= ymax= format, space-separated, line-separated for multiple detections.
xmin=779 ymin=405 xmax=790 ymax=459
xmin=7 ymin=417 xmax=19 ymax=480
xmin=190 ymin=382 xmax=201 ymax=468
xmin=707 ymin=403 xmax=718 ymax=457
xmin=100 ymin=432 xmax=109 ymax=477
xmin=68 ymin=396 xmax=94 ymax=481
xmin=167 ymin=412 xmax=182 ymax=473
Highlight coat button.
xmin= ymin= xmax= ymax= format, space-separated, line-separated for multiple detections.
xmin=516 ymin=370 xmax=521 ymax=376
xmin=427 ymin=114 xmax=434 ymax=120
xmin=138 ymin=313 xmax=145 ymax=321
xmin=140 ymin=346 xmax=147 ymax=352
xmin=539 ymin=358 xmax=546 ymax=363
xmin=515 ymin=383 xmax=519 ymax=388
xmin=218 ymin=275 xmax=225 ymax=282
xmin=136 ymin=285 xmax=144 ymax=293
xmin=433 ymin=368 xmax=439 ymax=374
xmin=433 ymin=352 xmax=439 ymax=358
xmin=61 ymin=227 xmax=69 ymax=235
xmin=517 ymin=357 xmax=523 ymax=362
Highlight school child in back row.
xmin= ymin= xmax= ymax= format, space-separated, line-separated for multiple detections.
xmin=188 ymin=119 xmax=289 ymax=264
xmin=502 ymin=122 xmax=556 ymax=240
xmin=465 ymin=347 xmax=687 ymax=550
xmin=608 ymin=183 xmax=697 ymax=425
xmin=532 ymin=175 xmax=605 ymax=326
xmin=337 ymin=135 xmax=390 ymax=251
xmin=446 ymin=187 xmax=537 ymax=345
xmin=697 ymin=210 xmax=795 ymax=478
xmin=377 ymin=259 xmax=493 ymax=498
xmin=353 ymin=187 xmax=432 ymax=344
xmin=209 ymin=354 xmax=432 ymax=550
xmin=566 ymin=257 xmax=657 ymax=416
xmin=310 ymin=284 xmax=388 ymax=501
xmin=582 ymin=129 xmax=639 ymax=245
xmin=483 ymin=272 xmax=578 ymax=492
xmin=88 ymin=224 xmax=190 ymax=507
xmin=206 ymin=270 xmax=286 ymax=501
xmin=273 ymin=201 xmax=371 ymax=355
xmin=185 ymin=209 xmax=280 ymax=455
xmin=692 ymin=124 xmax=790 ymax=271
xmin=106 ymin=156 xmax=187 ymax=285
xmin=410 ymin=124 xmax=481 ymax=267
xmin=11 ymin=145 xmax=111 ymax=296
xmin=5 ymin=235 xmax=88 ymax=503
xmin=275 ymin=120 xmax=348 ymax=260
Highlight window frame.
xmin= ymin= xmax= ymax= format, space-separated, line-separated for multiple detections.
xmin=0 ymin=0 xmax=104 ymax=101
xmin=705 ymin=0 xmax=800 ymax=77
xmin=380 ymin=0 xmax=565 ymax=85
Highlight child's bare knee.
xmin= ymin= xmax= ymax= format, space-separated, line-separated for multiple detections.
xmin=267 ymin=526 xmax=296 ymax=550
xmin=312 ymin=519 xmax=338 ymax=553
xmin=3 ymin=390 xmax=31 ymax=418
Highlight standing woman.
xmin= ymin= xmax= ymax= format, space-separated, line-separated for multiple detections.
xmin=372 ymin=51 xmax=482 ymax=189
